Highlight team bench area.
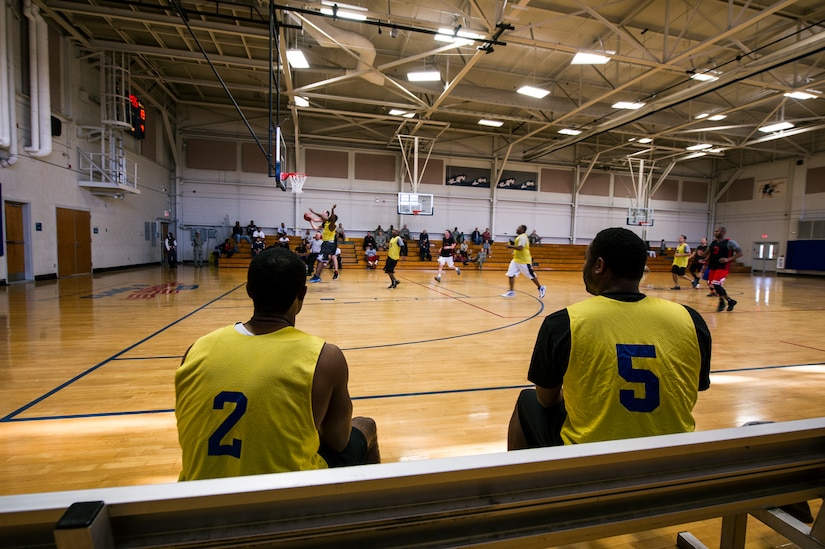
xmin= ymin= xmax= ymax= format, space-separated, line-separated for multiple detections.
xmin=1 ymin=418 xmax=823 ymax=548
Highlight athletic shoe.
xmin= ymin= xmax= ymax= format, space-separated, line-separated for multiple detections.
xmin=726 ymin=299 xmax=737 ymax=312
xmin=387 ymin=283 xmax=395 ymax=289
xmin=671 ymin=286 xmax=681 ymax=290
xmin=501 ymin=291 xmax=516 ymax=298
xmin=456 ymin=268 xmax=461 ymax=276
xmin=538 ymin=286 xmax=546 ymax=299
xmin=691 ymin=278 xmax=699 ymax=289
xmin=434 ymin=276 xmax=441 ymax=282
xmin=394 ymin=280 xmax=400 ymax=287
xmin=717 ymin=299 xmax=726 ymax=312
xmin=309 ymin=275 xmax=321 ymax=283
xmin=332 ymin=271 xmax=339 ymax=280
xmin=707 ymin=292 xmax=717 ymax=297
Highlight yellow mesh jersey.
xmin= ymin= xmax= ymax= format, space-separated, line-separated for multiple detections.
xmin=562 ymin=296 xmax=702 ymax=444
xmin=321 ymin=222 xmax=336 ymax=242
xmin=513 ymin=233 xmax=531 ymax=264
xmin=387 ymin=236 xmax=401 ymax=260
xmin=176 ymin=325 xmax=327 ymax=480
xmin=673 ymin=243 xmax=690 ymax=268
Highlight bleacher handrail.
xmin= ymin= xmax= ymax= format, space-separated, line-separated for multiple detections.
xmin=1 ymin=418 xmax=824 ymax=548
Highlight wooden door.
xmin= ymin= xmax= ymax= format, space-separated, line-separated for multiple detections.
xmin=3 ymin=202 xmax=27 ymax=282
xmin=56 ymin=208 xmax=92 ymax=277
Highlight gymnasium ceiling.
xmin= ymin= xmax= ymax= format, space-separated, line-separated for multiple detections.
xmin=37 ymin=0 xmax=825 ymax=177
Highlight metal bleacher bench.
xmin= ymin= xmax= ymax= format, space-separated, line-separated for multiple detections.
xmin=1 ymin=418 xmax=823 ymax=548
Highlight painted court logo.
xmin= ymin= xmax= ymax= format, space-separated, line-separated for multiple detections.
xmin=82 ymin=283 xmax=198 ymax=299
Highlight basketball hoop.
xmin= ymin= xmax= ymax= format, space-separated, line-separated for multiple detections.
xmin=412 ymin=209 xmax=421 ymax=216
xmin=281 ymin=172 xmax=307 ymax=194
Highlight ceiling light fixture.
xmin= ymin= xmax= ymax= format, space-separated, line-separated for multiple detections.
xmin=695 ymin=113 xmax=709 ymax=119
xmin=517 ymin=85 xmax=550 ymax=99
xmin=612 ymin=101 xmax=645 ymax=110
xmin=435 ymin=28 xmax=484 ymax=47
xmin=286 ymin=49 xmax=309 ymax=69
xmin=320 ymin=1 xmax=368 ymax=21
xmin=680 ymin=152 xmax=708 ymax=161
xmin=294 ymin=96 xmax=309 ymax=107
xmin=686 ymin=143 xmax=712 ymax=151
xmin=478 ymin=119 xmax=504 ymax=127
xmin=571 ymin=52 xmax=611 ymax=65
xmin=708 ymin=114 xmax=727 ymax=121
xmin=558 ymin=128 xmax=581 ymax=135
xmin=407 ymin=70 xmax=441 ymax=82
xmin=690 ymin=72 xmax=719 ymax=82
xmin=389 ymin=109 xmax=415 ymax=118
xmin=784 ymin=91 xmax=818 ymax=100
xmin=637 ymin=137 xmax=653 ymax=144
xmin=758 ymin=121 xmax=794 ymax=133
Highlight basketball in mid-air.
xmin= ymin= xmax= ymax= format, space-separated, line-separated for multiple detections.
xmin=303 ymin=211 xmax=313 ymax=222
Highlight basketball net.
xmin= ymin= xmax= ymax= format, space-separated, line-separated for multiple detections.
xmin=281 ymin=172 xmax=307 ymax=194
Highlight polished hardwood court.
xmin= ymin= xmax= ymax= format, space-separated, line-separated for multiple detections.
xmin=2 ymin=263 xmax=824 ymax=547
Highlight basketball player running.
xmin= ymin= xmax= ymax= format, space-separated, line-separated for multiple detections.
xmin=706 ymin=226 xmax=743 ymax=312
xmin=507 ymin=227 xmax=711 ymax=450
xmin=175 ymin=247 xmax=380 ymax=480
xmin=501 ymin=224 xmax=546 ymax=298
xmin=670 ymin=235 xmax=693 ymax=290
xmin=307 ymin=204 xmax=340 ymax=282
xmin=384 ymin=229 xmax=403 ymax=289
xmin=434 ymin=229 xmax=461 ymax=282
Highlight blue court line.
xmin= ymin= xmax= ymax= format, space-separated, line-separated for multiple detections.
xmin=0 ymin=284 xmax=246 ymax=423
xmin=3 ymin=362 xmax=823 ymax=423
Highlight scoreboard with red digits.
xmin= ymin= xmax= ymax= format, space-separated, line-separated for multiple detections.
xmin=129 ymin=93 xmax=146 ymax=139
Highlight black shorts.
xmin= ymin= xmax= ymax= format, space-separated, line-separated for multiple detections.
xmin=384 ymin=257 xmax=398 ymax=274
xmin=318 ymin=427 xmax=369 ymax=468
xmin=515 ymin=389 xmax=567 ymax=448
xmin=671 ymin=265 xmax=687 ymax=275
xmin=320 ymin=241 xmax=336 ymax=256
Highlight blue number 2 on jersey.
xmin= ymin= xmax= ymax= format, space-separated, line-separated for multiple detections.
xmin=616 ymin=344 xmax=660 ymax=413
xmin=207 ymin=391 xmax=247 ymax=458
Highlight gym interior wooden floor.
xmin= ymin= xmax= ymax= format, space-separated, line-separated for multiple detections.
xmin=2 ymin=261 xmax=824 ymax=548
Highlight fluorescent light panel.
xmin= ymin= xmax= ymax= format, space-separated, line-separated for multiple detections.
xmin=784 ymin=91 xmax=817 ymax=100
xmin=637 ymin=137 xmax=653 ymax=144
xmin=389 ymin=109 xmax=415 ymax=118
xmin=708 ymin=114 xmax=727 ymax=121
xmin=407 ymin=70 xmax=441 ymax=82
xmin=286 ymin=49 xmax=309 ymax=69
xmin=320 ymin=7 xmax=367 ymax=20
xmin=686 ymin=143 xmax=712 ymax=151
xmin=691 ymin=73 xmax=719 ymax=82
xmin=294 ymin=96 xmax=309 ymax=107
xmin=612 ymin=101 xmax=645 ymax=110
xmin=434 ymin=28 xmax=484 ymax=47
xmin=478 ymin=119 xmax=503 ymax=127
xmin=517 ymin=85 xmax=550 ymax=99
xmin=558 ymin=128 xmax=581 ymax=135
xmin=759 ymin=121 xmax=794 ymax=133
xmin=571 ymin=52 xmax=611 ymax=65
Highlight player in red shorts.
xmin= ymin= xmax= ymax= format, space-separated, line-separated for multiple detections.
xmin=705 ymin=226 xmax=743 ymax=312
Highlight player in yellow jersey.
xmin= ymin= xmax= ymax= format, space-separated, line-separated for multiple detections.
xmin=670 ymin=234 xmax=694 ymax=290
xmin=175 ymin=247 xmax=380 ymax=480
xmin=501 ymin=224 xmax=546 ymax=298
xmin=507 ymin=227 xmax=711 ymax=449
xmin=384 ymin=229 xmax=403 ymax=289
xmin=307 ymin=204 xmax=340 ymax=282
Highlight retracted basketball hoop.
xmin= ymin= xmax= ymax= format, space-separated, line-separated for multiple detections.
xmin=280 ymin=172 xmax=307 ymax=194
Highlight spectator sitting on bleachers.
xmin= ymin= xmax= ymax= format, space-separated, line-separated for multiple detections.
xmin=375 ymin=229 xmax=387 ymax=251
xmin=278 ymin=233 xmax=290 ymax=249
xmin=475 ymin=248 xmax=487 ymax=269
xmin=363 ymin=231 xmax=377 ymax=250
xmin=365 ymin=244 xmax=379 ymax=269
xmin=251 ymin=236 xmax=265 ymax=257
xmin=528 ymin=230 xmax=541 ymax=245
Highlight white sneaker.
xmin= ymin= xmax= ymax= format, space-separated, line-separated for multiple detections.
xmin=501 ymin=290 xmax=516 ymax=298
xmin=539 ymin=286 xmax=546 ymax=299
xmin=434 ymin=275 xmax=441 ymax=283
xmin=456 ymin=268 xmax=461 ymax=275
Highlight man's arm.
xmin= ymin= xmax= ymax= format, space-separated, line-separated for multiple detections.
xmin=312 ymin=343 xmax=353 ymax=452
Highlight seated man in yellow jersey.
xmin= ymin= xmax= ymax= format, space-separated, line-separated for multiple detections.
xmin=508 ymin=227 xmax=711 ymax=450
xmin=175 ymin=247 xmax=380 ymax=480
